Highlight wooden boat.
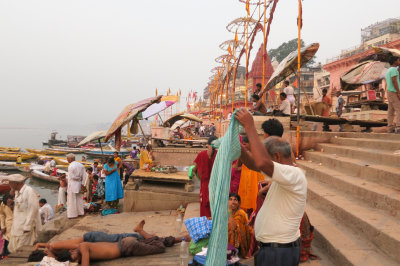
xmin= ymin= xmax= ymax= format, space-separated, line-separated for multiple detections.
xmin=14 ymin=163 xmax=32 ymax=172
xmin=0 ymin=173 xmax=11 ymax=193
xmin=53 ymin=157 xmax=93 ymax=168
xmin=31 ymin=169 xmax=67 ymax=183
xmin=0 ymin=162 xmax=18 ymax=170
xmin=0 ymin=147 xmax=21 ymax=152
xmin=26 ymin=148 xmax=68 ymax=155
xmin=47 ymin=147 xmax=84 ymax=153
xmin=0 ymin=152 xmax=37 ymax=161
xmin=85 ymin=148 xmax=130 ymax=157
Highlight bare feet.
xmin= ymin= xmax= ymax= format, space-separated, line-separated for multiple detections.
xmin=134 ymin=220 xmax=145 ymax=232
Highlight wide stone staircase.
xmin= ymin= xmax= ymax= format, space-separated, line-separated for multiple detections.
xmin=296 ymin=132 xmax=400 ymax=266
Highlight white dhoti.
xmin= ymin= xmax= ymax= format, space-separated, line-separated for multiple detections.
xmin=8 ymin=231 xmax=36 ymax=253
xmin=67 ymin=191 xmax=84 ymax=218
xmin=58 ymin=187 xmax=67 ymax=206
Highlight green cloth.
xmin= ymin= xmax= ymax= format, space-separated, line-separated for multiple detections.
xmin=189 ymin=238 xmax=209 ymax=255
xmin=386 ymin=67 xmax=400 ymax=92
xmin=206 ymin=112 xmax=241 ymax=266
xmin=188 ymin=165 xmax=195 ymax=180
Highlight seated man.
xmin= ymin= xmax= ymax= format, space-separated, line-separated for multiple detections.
xmin=273 ymin=92 xmax=291 ymax=116
xmin=251 ymin=94 xmax=267 ymax=115
xmin=30 ymin=220 xmax=188 ymax=265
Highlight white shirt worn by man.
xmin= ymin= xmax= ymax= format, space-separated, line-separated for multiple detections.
xmin=255 ymin=162 xmax=307 ymax=244
xmin=9 ymin=184 xmax=41 ymax=253
xmin=283 ymin=86 xmax=295 ymax=105
xmin=67 ymin=161 xmax=86 ymax=218
xmin=279 ymin=99 xmax=291 ymax=115
xmin=39 ymin=203 xmax=54 ymax=225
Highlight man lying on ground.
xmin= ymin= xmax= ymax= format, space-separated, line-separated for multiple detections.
xmin=29 ymin=220 xmax=190 ymax=266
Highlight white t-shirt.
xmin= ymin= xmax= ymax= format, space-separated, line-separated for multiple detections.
xmin=283 ymin=86 xmax=294 ymax=96
xmin=39 ymin=203 xmax=54 ymax=224
xmin=255 ymin=162 xmax=307 ymax=243
xmin=279 ymin=99 xmax=291 ymax=115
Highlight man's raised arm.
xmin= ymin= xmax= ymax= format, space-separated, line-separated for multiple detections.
xmin=235 ymin=109 xmax=274 ymax=177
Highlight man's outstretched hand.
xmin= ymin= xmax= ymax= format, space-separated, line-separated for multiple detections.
xmin=235 ymin=108 xmax=254 ymax=129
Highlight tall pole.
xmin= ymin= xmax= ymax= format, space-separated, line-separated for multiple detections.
xmin=231 ymin=46 xmax=237 ymax=112
xmin=244 ymin=20 xmax=249 ymax=108
xmin=296 ymin=0 xmax=302 ymax=157
xmin=262 ymin=0 xmax=267 ymax=102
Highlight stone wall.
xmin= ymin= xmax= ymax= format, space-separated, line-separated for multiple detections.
xmin=153 ymin=147 xmax=204 ymax=167
xmin=123 ymin=188 xmax=198 ymax=212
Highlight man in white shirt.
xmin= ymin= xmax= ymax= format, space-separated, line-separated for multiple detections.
xmin=66 ymin=154 xmax=86 ymax=219
xmin=235 ymin=109 xmax=307 ymax=266
xmin=7 ymin=174 xmax=41 ymax=253
xmin=39 ymin=198 xmax=54 ymax=225
xmin=282 ymin=80 xmax=296 ymax=107
xmin=273 ymin=92 xmax=291 ymax=116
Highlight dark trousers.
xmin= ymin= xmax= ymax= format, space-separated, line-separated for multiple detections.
xmin=1 ymin=240 xmax=9 ymax=256
xmin=119 ymin=168 xmax=123 ymax=180
xmin=254 ymin=244 xmax=301 ymax=266
xmin=124 ymin=172 xmax=130 ymax=185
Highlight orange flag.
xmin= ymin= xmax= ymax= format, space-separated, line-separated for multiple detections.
xmin=168 ymin=88 xmax=171 ymax=95
xmin=228 ymin=45 xmax=233 ymax=56
xmin=155 ymin=88 xmax=158 ymax=96
xmin=293 ymin=78 xmax=298 ymax=88
xmin=246 ymin=0 xmax=250 ymax=16
xmin=235 ymin=30 xmax=238 ymax=45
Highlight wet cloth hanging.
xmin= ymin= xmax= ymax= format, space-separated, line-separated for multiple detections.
xmin=206 ymin=114 xmax=241 ymax=266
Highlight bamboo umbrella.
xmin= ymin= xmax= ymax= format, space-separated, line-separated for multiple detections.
xmin=227 ymin=17 xmax=259 ymax=108
xmin=219 ymin=39 xmax=244 ymax=112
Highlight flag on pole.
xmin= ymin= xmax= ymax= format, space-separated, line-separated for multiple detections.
xmin=246 ymin=0 xmax=250 ymax=16
xmin=235 ymin=30 xmax=238 ymax=45
xmin=228 ymin=45 xmax=233 ymax=56
xmin=293 ymin=78 xmax=298 ymax=88
xmin=297 ymin=0 xmax=303 ymax=29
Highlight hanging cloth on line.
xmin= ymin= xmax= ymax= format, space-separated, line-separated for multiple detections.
xmin=206 ymin=112 xmax=241 ymax=266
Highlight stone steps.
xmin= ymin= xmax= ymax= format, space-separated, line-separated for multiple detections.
xmin=316 ymin=143 xmax=400 ymax=166
xmin=306 ymin=177 xmax=400 ymax=263
xmin=304 ymin=151 xmax=400 ymax=189
xmin=306 ymin=205 xmax=398 ymax=266
xmin=330 ymin=137 xmax=400 ymax=150
xmin=297 ymin=160 xmax=400 ymax=219
xmin=299 ymin=132 xmax=400 ymax=264
xmin=336 ymin=132 xmax=400 ymax=141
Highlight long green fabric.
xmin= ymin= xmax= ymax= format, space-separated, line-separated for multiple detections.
xmin=206 ymin=114 xmax=241 ymax=266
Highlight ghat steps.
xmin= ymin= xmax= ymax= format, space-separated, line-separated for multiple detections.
xmin=297 ymin=133 xmax=400 ymax=265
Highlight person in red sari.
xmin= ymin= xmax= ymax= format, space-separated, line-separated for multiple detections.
xmin=192 ymin=136 xmax=218 ymax=218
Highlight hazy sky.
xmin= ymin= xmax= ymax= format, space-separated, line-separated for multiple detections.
xmin=1 ymin=0 xmax=399 ymax=128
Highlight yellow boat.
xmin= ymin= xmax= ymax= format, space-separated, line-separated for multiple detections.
xmin=0 ymin=147 xmax=21 ymax=152
xmin=0 ymin=152 xmax=37 ymax=161
xmin=53 ymin=156 xmax=93 ymax=168
xmin=26 ymin=148 xmax=68 ymax=156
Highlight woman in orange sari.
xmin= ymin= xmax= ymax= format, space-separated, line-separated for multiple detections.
xmin=228 ymin=193 xmax=253 ymax=258
xmin=238 ymin=136 xmax=264 ymax=212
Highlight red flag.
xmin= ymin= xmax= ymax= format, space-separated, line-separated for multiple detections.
xmin=293 ymin=79 xmax=298 ymax=88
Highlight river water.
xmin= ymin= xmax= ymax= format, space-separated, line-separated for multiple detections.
xmin=0 ymin=126 xmax=96 ymax=207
